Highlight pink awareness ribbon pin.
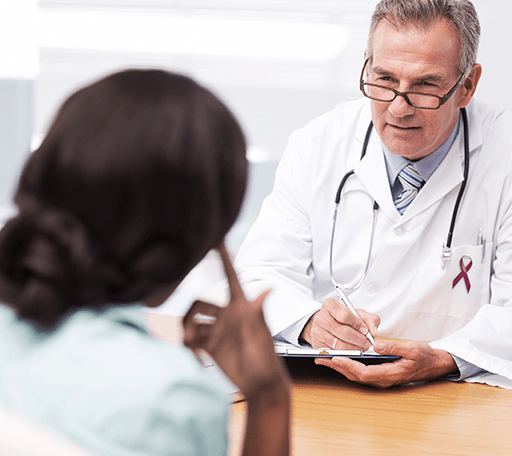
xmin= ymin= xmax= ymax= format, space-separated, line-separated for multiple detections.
xmin=452 ymin=255 xmax=472 ymax=293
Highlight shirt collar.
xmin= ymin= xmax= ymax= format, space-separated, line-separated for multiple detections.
xmin=94 ymin=303 xmax=147 ymax=332
xmin=383 ymin=115 xmax=461 ymax=185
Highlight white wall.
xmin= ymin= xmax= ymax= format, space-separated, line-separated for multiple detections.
xmin=472 ymin=0 xmax=512 ymax=109
xmin=0 ymin=0 xmax=37 ymax=220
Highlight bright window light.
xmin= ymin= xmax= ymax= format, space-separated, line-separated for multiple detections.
xmin=247 ymin=145 xmax=273 ymax=163
xmin=0 ymin=0 xmax=38 ymax=78
xmin=39 ymin=10 xmax=347 ymax=61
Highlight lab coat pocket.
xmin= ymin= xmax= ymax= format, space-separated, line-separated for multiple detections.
xmin=406 ymin=237 xmax=492 ymax=323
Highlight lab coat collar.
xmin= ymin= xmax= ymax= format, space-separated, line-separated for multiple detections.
xmin=354 ymin=127 xmax=400 ymax=222
xmin=464 ymin=99 xmax=484 ymax=152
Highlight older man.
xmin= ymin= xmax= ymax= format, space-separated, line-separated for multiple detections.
xmin=235 ymin=0 xmax=512 ymax=388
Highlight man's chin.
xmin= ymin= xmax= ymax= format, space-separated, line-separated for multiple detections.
xmin=383 ymin=140 xmax=432 ymax=160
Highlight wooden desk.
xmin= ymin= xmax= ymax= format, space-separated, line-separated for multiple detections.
xmin=145 ymin=314 xmax=512 ymax=456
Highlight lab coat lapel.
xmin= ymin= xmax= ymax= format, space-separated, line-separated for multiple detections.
xmin=402 ymin=137 xmax=464 ymax=220
xmin=401 ymin=105 xmax=484 ymax=221
xmin=353 ymin=130 xmax=400 ymax=222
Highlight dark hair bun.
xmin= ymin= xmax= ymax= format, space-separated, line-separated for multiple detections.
xmin=0 ymin=209 xmax=99 ymax=326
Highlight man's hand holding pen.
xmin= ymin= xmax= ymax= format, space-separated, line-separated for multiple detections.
xmin=299 ymin=297 xmax=380 ymax=351
xmin=299 ymin=298 xmax=459 ymax=388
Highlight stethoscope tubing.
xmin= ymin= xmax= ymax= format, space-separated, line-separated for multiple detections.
xmin=445 ymin=107 xmax=470 ymax=252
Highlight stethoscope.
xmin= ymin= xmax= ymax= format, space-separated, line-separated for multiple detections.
xmin=329 ymin=107 xmax=470 ymax=295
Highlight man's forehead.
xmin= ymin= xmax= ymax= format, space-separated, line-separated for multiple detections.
xmin=369 ymin=63 xmax=450 ymax=83
xmin=372 ymin=17 xmax=459 ymax=50
xmin=369 ymin=19 xmax=460 ymax=77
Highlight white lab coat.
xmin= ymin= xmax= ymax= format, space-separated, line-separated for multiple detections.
xmin=235 ymin=97 xmax=512 ymax=386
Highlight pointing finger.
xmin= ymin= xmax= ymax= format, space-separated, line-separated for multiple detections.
xmin=218 ymin=242 xmax=245 ymax=303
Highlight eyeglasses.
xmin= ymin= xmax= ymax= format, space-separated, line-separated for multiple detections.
xmin=359 ymin=59 xmax=466 ymax=110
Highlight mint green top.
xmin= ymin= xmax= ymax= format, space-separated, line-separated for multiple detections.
xmin=0 ymin=304 xmax=229 ymax=455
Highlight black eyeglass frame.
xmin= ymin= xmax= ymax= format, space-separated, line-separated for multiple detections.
xmin=359 ymin=59 xmax=467 ymax=110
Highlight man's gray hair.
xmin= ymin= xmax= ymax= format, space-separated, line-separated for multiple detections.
xmin=367 ymin=0 xmax=480 ymax=74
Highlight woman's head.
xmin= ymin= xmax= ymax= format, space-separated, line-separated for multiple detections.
xmin=0 ymin=69 xmax=247 ymax=326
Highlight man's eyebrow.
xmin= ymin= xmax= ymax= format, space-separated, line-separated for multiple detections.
xmin=417 ymin=74 xmax=448 ymax=83
xmin=371 ymin=66 xmax=393 ymax=76
xmin=370 ymin=66 xmax=448 ymax=83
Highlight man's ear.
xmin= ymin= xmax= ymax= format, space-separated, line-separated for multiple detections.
xmin=363 ymin=50 xmax=370 ymax=80
xmin=458 ymin=63 xmax=482 ymax=108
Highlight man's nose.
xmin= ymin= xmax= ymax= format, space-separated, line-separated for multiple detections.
xmin=388 ymin=93 xmax=416 ymax=118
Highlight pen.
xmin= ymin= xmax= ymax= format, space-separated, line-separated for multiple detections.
xmin=477 ymin=228 xmax=485 ymax=262
xmin=334 ymin=284 xmax=376 ymax=345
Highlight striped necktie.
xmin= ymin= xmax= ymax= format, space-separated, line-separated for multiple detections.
xmin=394 ymin=164 xmax=424 ymax=215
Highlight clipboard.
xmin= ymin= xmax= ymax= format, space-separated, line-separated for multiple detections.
xmin=274 ymin=342 xmax=400 ymax=364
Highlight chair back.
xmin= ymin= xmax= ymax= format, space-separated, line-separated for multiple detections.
xmin=0 ymin=407 xmax=97 ymax=456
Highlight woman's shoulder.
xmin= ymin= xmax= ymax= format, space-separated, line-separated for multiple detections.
xmin=58 ymin=305 xmax=223 ymax=390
